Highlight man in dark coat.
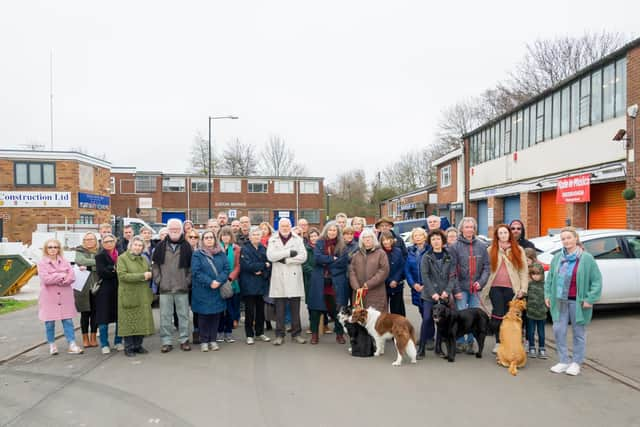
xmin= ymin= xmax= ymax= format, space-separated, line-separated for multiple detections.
xmin=116 ymin=225 xmax=133 ymax=253
xmin=236 ymin=216 xmax=251 ymax=246
xmin=509 ymin=219 xmax=536 ymax=250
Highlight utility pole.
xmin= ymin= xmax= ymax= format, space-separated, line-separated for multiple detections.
xmin=50 ymin=50 xmax=54 ymax=150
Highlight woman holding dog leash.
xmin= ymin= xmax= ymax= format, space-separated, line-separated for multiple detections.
xmin=544 ymin=227 xmax=601 ymax=376
xmin=481 ymin=224 xmax=529 ymax=354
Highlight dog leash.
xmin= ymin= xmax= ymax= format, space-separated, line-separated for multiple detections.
xmin=354 ymin=287 xmax=368 ymax=309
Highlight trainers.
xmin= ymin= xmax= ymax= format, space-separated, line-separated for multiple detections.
xmin=273 ymin=336 xmax=284 ymax=346
xmin=566 ymin=362 xmax=581 ymax=376
xmin=68 ymin=343 xmax=84 ymax=354
xmin=209 ymin=342 xmax=220 ymax=351
xmin=550 ymin=363 xmax=570 ymax=374
xmin=456 ymin=343 xmax=467 ymax=353
xmin=491 ymin=343 xmax=499 ymax=354
xmin=425 ymin=340 xmax=435 ymax=351
xmin=293 ymin=335 xmax=306 ymax=344
xmin=246 ymin=337 xmax=255 ymax=345
xmin=257 ymin=334 xmax=271 ymax=342
xmin=216 ymin=336 xmax=224 ymax=343
xmin=538 ymin=348 xmax=548 ymax=359
xmin=101 ymin=346 xmax=111 ymax=355
xmin=115 ymin=343 xmax=125 ymax=352
xmin=49 ymin=344 xmax=58 ymax=355
xmin=224 ymin=334 xmax=236 ymax=343
xmin=466 ymin=342 xmax=476 ymax=354
xmin=201 ymin=343 xmax=209 ymax=352
xmin=528 ymin=348 xmax=537 ymax=358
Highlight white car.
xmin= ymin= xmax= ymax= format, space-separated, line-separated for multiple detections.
xmin=529 ymin=229 xmax=640 ymax=305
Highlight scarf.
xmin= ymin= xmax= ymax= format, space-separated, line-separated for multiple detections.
xmin=152 ymin=235 xmax=193 ymax=269
xmin=107 ymin=248 xmax=118 ymax=264
xmin=556 ymin=247 xmax=582 ymax=300
xmin=279 ymin=232 xmax=292 ymax=246
xmin=203 ymin=244 xmax=222 ymax=256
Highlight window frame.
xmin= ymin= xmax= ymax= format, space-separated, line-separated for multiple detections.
xmin=274 ymin=180 xmax=294 ymax=194
xmin=299 ymin=181 xmax=320 ymax=194
xmin=299 ymin=209 xmax=320 ymax=224
xmin=135 ymin=175 xmax=157 ymax=193
xmin=219 ymin=179 xmax=242 ymax=193
xmin=162 ymin=177 xmax=186 ymax=192
xmin=191 ymin=178 xmax=211 ymax=193
xmin=440 ymin=165 xmax=452 ymax=188
xmin=14 ymin=161 xmax=56 ymax=187
xmin=247 ymin=181 xmax=269 ymax=193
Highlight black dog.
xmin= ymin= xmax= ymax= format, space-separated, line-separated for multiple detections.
xmin=337 ymin=306 xmax=376 ymax=357
xmin=432 ymin=302 xmax=489 ymax=362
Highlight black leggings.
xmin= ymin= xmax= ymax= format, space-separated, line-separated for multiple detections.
xmin=243 ymin=295 xmax=265 ymax=338
xmin=489 ymin=286 xmax=514 ymax=343
xmin=80 ymin=293 xmax=97 ymax=333
xmin=388 ymin=292 xmax=406 ymax=316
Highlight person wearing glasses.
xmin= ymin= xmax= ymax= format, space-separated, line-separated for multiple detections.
xmin=95 ymin=234 xmax=124 ymax=354
xmin=217 ymin=226 xmax=242 ymax=343
xmin=74 ymin=232 xmax=100 ymax=349
xmin=508 ymin=219 xmax=536 ymax=250
xmin=117 ymin=235 xmax=155 ymax=357
xmin=37 ymin=239 xmax=83 ymax=355
xmin=186 ymin=230 xmax=201 ymax=344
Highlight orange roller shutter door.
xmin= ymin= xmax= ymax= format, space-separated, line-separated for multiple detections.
xmin=540 ymin=190 xmax=566 ymax=236
xmin=588 ymin=182 xmax=626 ymax=229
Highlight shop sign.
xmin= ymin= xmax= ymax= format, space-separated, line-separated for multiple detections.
xmin=556 ymin=174 xmax=591 ymax=203
xmin=78 ymin=192 xmax=110 ymax=210
xmin=0 ymin=191 xmax=71 ymax=208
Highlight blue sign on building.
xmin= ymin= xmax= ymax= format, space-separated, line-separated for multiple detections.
xmin=78 ymin=192 xmax=110 ymax=210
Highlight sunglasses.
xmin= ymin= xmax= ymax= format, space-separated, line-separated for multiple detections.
xmin=47 ymin=246 xmax=59 ymax=249
xmin=189 ymin=235 xmax=199 ymax=240
xmin=510 ymin=227 xmax=522 ymax=230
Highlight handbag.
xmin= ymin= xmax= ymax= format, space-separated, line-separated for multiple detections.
xmin=205 ymin=254 xmax=234 ymax=299
xmin=90 ymin=279 xmax=102 ymax=295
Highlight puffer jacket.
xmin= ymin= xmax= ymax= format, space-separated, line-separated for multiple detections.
xmin=449 ymin=235 xmax=490 ymax=293
xmin=420 ymin=248 xmax=457 ymax=300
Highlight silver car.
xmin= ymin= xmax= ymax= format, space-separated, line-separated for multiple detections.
xmin=529 ymin=229 xmax=640 ymax=305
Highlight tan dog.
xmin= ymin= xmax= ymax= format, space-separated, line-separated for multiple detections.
xmin=496 ymin=299 xmax=527 ymax=376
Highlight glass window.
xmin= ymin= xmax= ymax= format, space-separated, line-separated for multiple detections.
xmin=615 ymin=58 xmax=627 ymax=117
xmin=191 ymin=179 xmax=211 ymax=192
xmin=523 ymin=107 xmax=530 ymax=148
xmin=511 ymin=114 xmax=518 ymax=152
xmin=300 ymin=209 xmax=320 ymax=224
xmin=274 ymin=180 xmax=294 ymax=194
xmin=552 ymin=92 xmax=561 ymax=138
xmin=43 ymin=164 xmax=55 ymax=185
xmin=591 ymin=69 xmax=602 ymax=124
xmin=504 ymin=117 xmax=512 ymax=154
xmin=191 ymin=208 xmax=209 ymax=225
xmin=624 ymin=236 xmax=640 ymax=258
xmin=248 ymin=209 xmax=270 ymax=225
xmin=603 ymin=63 xmax=615 ymax=120
xmin=561 ymin=87 xmax=570 ymax=135
xmin=440 ymin=165 xmax=451 ymax=187
xmin=535 ymin=101 xmax=544 ymax=143
xmin=469 ymin=136 xmax=475 ymax=167
xmin=135 ymin=176 xmax=157 ymax=193
xmin=583 ymin=237 xmax=625 ymax=260
xmin=544 ymin=96 xmax=553 ymax=141
xmin=78 ymin=214 xmax=94 ymax=225
xmin=220 ymin=179 xmax=241 ymax=193
xmin=495 ymin=124 xmax=501 ymax=158
xmin=479 ymin=131 xmax=485 ymax=163
xmin=300 ymin=181 xmax=319 ymax=194
xmin=579 ymin=76 xmax=591 ymax=128
xmin=15 ymin=163 xmax=27 ymax=185
xmin=162 ymin=177 xmax=185 ymax=192
xmin=515 ymin=111 xmax=522 ymax=150
xmin=571 ymin=81 xmax=580 ymax=131
xmin=110 ymin=177 xmax=116 ymax=194
xmin=29 ymin=164 xmax=41 ymax=185
xmin=528 ymin=105 xmax=536 ymax=146
xmin=248 ymin=181 xmax=268 ymax=193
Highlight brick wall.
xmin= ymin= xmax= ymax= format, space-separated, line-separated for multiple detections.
xmin=437 ymin=158 xmax=458 ymax=204
xmin=627 ymin=46 xmax=640 ymax=229
xmin=521 ymin=192 xmax=540 ymax=238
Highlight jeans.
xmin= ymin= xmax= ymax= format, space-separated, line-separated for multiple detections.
xmin=553 ymin=300 xmax=586 ymax=364
xmin=230 ymin=293 xmax=241 ymax=321
xmin=160 ymin=293 xmax=190 ymax=345
xmin=388 ymin=292 xmax=406 ymax=316
xmin=527 ymin=318 xmax=546 ymax=350
xmin=419 ymin=300 xmax=435 ymax=345
xmin=243 ymin=295 xmax=265 ymax=338
xmin=456 ymin=290 xmax=481 ymax=345
xmin=489 ymin=286 xmax=514 ymax=343
xmin=45 ymin=319 xmax=76 ymax=344
xmin=199 ymin=313 xmax=222 ymax=344
xmin=275 ymin=297 xmax=301 ymax=337
xmin=98 ymin=323 xmax=123 ymax=348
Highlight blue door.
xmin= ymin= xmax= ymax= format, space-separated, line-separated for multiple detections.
xmin=161 ymin=211 xmax=186 ymax=223
xmin=273 ymin=211 xmax=295 ymax=230
xmin=477 ymin=200 xmax=488 ymax=237
xmin=503 ymin=196 xmax=521 ymax=226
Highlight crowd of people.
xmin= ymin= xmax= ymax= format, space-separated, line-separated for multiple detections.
xmin=36 ymin=212 xmax=602 ymax=376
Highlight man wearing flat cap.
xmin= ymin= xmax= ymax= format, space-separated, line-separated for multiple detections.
xmin=375 ymin=216 xmax=407 ymax=259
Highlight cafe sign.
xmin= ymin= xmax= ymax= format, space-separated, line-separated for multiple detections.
xmin=556 ymin=174 xmax=591 ymax=203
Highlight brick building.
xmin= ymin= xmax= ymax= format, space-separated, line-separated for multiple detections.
xmin=463 ymin=38 xmax=640 ymax=238
xmin=0 ymin=150 xmax=111 ymax=244
xmin=432 ymin=148 xmax=464 ymax=227
xmin=379 ymin=184 xmax=437 ymax=222
xmin=109 ymin=167 xmax=325 ymax=228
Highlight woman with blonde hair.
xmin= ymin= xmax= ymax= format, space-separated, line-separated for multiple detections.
xmin=259 ymin=222 xmax=274 ymax=247
xmin=74 ymin=232 xmax=100 ymax=348
xmin=405 ymin=227 xmax=429 ymax=317
xmin=37 ymin=239 xmax=83 ymax=355
xmin=95 ymin=233 xmax=123 ymax=354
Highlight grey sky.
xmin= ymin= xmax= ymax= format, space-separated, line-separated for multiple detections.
xmin=1 ymin=1 xmax=638 ymax=182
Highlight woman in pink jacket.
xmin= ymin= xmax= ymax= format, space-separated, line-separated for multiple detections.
xmin=37 ymin=239 xmax=83 ymax=355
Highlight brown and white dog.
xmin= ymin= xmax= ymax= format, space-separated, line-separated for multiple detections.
xmin=351 ymin=306 xmax=417 ymax=366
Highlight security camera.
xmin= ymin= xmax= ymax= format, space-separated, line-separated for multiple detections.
xmin=629 ymin=104 xmax=639 ymax=119
xmin=613 ymin=129 xmax=627 ymax=141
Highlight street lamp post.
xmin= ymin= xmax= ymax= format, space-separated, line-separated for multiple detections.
xmin=208 ymin=115 xmax=239 ymax=219
xmin=325 ymin=192 xmax=331 ymax=222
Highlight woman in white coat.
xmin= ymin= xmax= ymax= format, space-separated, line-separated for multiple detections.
xmin=267 ymin=218 xmax=308 ymax=346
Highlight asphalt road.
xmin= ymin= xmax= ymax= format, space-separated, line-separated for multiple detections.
xmin=1 ymin=301 xmax=639 ymax=427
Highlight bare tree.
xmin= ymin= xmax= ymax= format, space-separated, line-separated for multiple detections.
xmin=260 ymin=136 xmax=307 ymax=176
xmin=188 ymin=132 xmax=219 ymax=175
xmin=219 ymin=138 xmax=258 ymax=176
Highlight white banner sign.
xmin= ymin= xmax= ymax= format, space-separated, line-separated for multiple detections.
xmin=0 ymin=191 xmax=71 ymax=208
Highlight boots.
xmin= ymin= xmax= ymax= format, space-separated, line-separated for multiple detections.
xmin=416 ymin=342 xmax=426 ymax=360
xmin=311 ymin=333 xmax=319 ymax=345
xmin=82 ymin=334 xmax=90 ymax=348
xmin=192 ymin=331 xmax=200 ymax=345
xmin=88 ymin=333 xmax=98 ymax=348
xmin=336 ymin=334 xmax=346 ymax=344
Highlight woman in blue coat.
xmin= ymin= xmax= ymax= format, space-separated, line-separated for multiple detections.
xmin=380 ymin=232 xmax=406 ymax=316
xmin=308 ymin=222 xmax=346 ymax=345
xmin=191 ymin=231 xmax=230 ymax=352
xmin=405 ymin=228 xmax=430 ymax=317
xmin=239 ymin=228 xmax=272 ymax=345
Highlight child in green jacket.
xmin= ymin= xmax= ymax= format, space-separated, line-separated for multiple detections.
xmin=526 ymin=263 xmax=548 ymax=359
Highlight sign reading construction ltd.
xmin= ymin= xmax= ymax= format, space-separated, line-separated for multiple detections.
xmin=556 ymin=174 xmax=591 ymax=203
xmin=0 ymin=191 xmax=72 ymax=208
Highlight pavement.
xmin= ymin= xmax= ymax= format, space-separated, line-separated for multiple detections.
xmin=0 ymin=281 xmax=639 ymax=427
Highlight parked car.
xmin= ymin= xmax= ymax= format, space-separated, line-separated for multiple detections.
xmin=529 ymin=229 xmax=640 ymax=305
